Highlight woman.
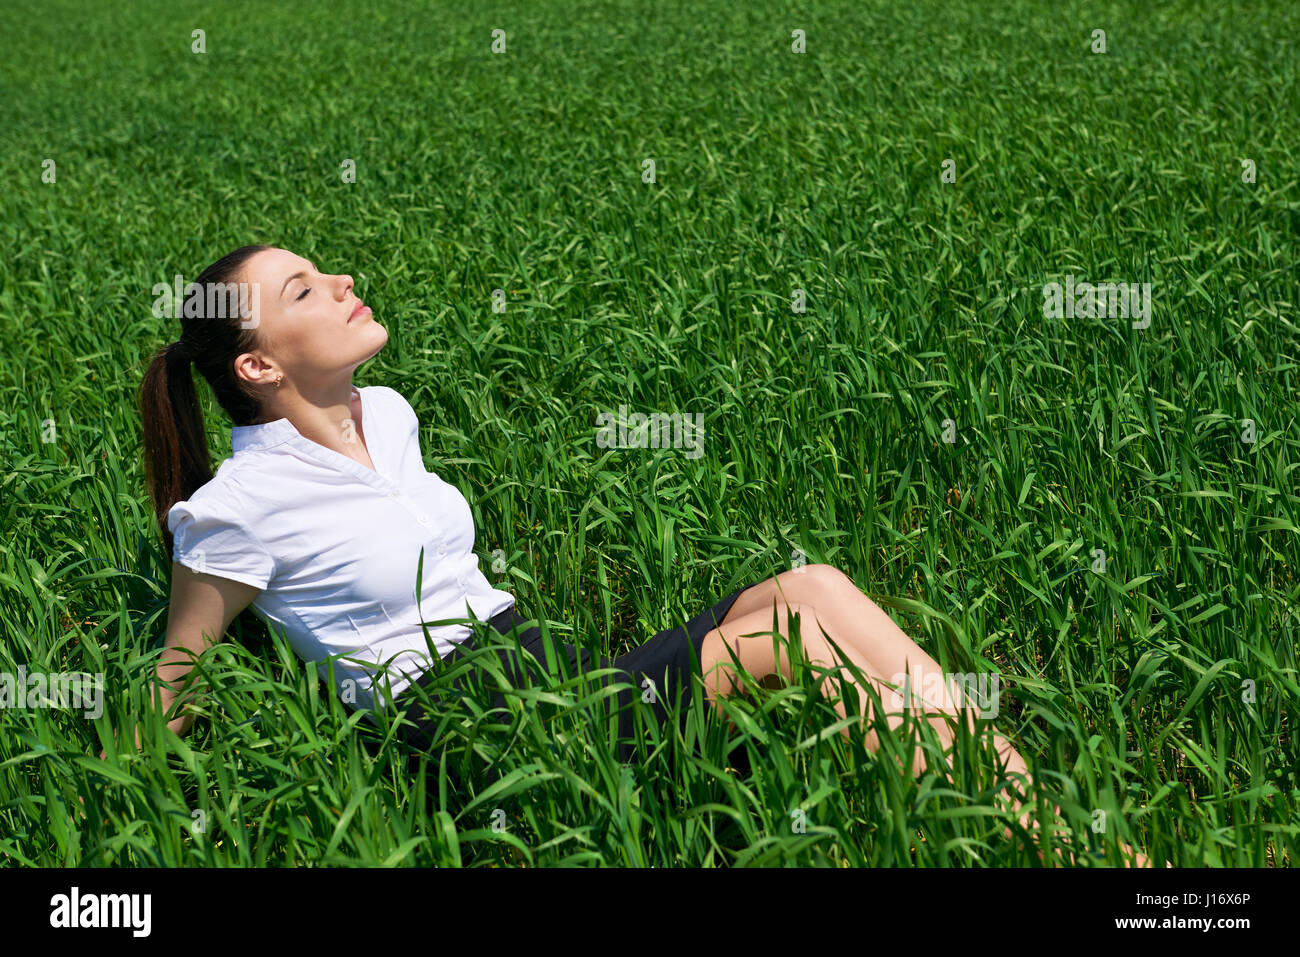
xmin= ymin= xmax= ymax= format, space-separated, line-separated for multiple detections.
xmin=130 ymin=244 xmax=1155 ymax=867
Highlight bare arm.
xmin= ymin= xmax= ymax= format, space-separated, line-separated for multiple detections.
xmin=105 ymin=563 xmax=260 ymax=754
xmin=156 ymin=562 xmax=262 ymax=735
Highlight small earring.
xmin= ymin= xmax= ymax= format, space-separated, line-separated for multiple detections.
xmin=275 ymin=374 xmax=283 ymax=388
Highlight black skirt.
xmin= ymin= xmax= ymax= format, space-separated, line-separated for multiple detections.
xmin=392 ymin=582 xmax=761 ymax=765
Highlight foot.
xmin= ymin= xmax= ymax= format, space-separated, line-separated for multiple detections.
xmin=1002 ymin=821 xmax=1162 ymax=867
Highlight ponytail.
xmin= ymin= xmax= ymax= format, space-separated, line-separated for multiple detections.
xmin=139 ymin=341 xmax=212 ymax=558
xmin=138 ymin=244 xmax=271 ymax=560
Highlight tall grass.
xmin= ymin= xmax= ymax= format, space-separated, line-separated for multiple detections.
xmin=1 ymin=0 xmax=1296 ymax=866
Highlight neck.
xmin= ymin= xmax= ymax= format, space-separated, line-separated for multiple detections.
xmin=261 ymin=380 xmax=363 ymax=456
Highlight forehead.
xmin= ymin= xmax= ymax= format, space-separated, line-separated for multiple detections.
xmin=244 ymin=248 xmax=314 ymax=283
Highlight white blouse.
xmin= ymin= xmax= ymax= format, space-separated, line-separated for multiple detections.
xmin=167 ymin=384 xmax=516 ymax=713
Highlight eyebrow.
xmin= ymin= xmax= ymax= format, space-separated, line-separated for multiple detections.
xmin=280 ymin=262 xmax=318 ymax=298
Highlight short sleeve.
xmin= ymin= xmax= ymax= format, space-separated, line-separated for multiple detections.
xmin=168 ymin=493 xmax=276 ymax=590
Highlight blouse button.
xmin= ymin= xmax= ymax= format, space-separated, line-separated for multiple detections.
xmin=437 ymin=544 xmax=448 ymax=557
xmin=388 ymin=488 xmax=400 ymax=499
xmin=418 ymin=513 xmax=430 ymax=525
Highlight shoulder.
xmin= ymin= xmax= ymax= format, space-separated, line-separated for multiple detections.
xmin=166 ymin=458 xmax=276 ymax=587
xmin=361 ymin=384 xmax=412 ymax=410
xmin=166 ymin=457 xmax=271 ymax=532
xmin=361 ymin=384 xmax=418 ymax=431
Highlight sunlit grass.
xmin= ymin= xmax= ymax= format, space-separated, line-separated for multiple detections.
xmin=1 ymin=0 xmax=1296 ymax=866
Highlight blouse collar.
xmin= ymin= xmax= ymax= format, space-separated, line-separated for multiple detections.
xmin=232 ymin=386 xmax=361 ymax=455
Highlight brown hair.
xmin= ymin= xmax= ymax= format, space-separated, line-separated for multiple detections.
xmin=139 ymin=244 xmax=272 ymax=558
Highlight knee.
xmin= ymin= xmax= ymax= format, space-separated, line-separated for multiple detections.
xmin=779 ymin=563 xmax=855 ymax=609
xmin=808 ymin=563 xmax=856 ymax=594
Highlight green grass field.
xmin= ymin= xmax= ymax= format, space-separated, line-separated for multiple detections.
xmin=2 ymin=0 xmax=1297 ymax=867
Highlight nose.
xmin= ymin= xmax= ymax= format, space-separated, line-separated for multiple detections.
xmin=339 ymin=274 xmax=354 ymax=299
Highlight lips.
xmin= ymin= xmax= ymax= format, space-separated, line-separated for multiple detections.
xmin=349 ymin=300 xmax=370 ymax=322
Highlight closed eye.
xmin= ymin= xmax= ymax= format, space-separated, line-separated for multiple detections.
xmin=296 ymin=287 xmax=310 ymax=301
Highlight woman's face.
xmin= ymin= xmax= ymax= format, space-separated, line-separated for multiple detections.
xmin=234 ymin=247 xmax=388 ymax=393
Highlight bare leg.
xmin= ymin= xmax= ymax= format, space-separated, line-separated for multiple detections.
xmin=707 ymin=573 xmax=1157 ymax=867
xmin=721 ymin=567 xmax=1029 ymax=778
xmin=700 ymin=601 xmax=966 ymax=777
